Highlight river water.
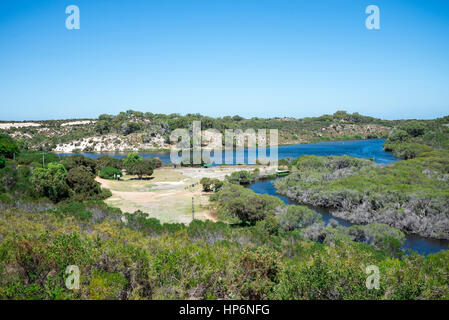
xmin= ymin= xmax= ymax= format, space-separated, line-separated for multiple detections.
xmin=57 ymin=139 xmax=398 ymax=165
xmin=58 ymin=139 xmax=448 ymax=255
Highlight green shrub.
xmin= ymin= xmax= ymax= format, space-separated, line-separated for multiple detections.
xmin=0 ymin=133 xmax=19 ymax=158
xmin=17 ymin=151 xmax=59 ymax=166
xmin=18 ymin=165 xmax=31 ymax=179
xmin=61 ymin=155 xmax=97 ymax=174
xmin=99 ymin=166 xmax=122 ymax=180
xmin=66 ymin=167 xmax=102 ymax=200
xmin=56 ymin=202 xmax=92 ymax=220
xmin=32 ymin=163 xmax=71 ymax=202
xmin=96 ymin=156 xmax=122 ymax=171
xmin=122 ymin=152 xmax=143 ymax=171
xmin=127 ymin=161 xmax=153 ymax=179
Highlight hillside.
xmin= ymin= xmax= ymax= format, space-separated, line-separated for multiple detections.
xmin=1 ymin=110 xmax=394 ymax=152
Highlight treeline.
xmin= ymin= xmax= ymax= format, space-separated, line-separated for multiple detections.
xmin=0 ymin=133 xmax=161 ymax=206
xmin=92 ymin=109 xmax=394 ymax=135
xmin=1 ymin=110 xmax=397 ymax=151
xmin=383 ymin=116 xmax=449 ymax=159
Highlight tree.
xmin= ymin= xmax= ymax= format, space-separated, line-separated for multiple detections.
xmin=276 ymin=205 xmax=321 ymax=231
xmin=99 ymin=166 xmax=122 ymax=180
xmin=212 ymin=179 xmax=223 ymax=191
xmin=61 ymin=155 xmax=96 ymax=174
xmin=146 ymin=157 xmax=162 ymax=169
xmin=32 ymin=163 xmax=71 ymax=202
xmin=121 ymin=122 xmax=141 ymax=135
xmin=0 ymin=133 xmax=19 ymax=158
xmin=66 ymin=166 xmax=101 ymax=199
xmin=96 ymin=155 xmax=122 ymax=171
xmin=94 ymin=120 xmax=111 ymax=134
xmin=226 ymin=170 xmax=253 ymax=185
xmin=387 ymin=129 xmax=409 ymax=143
xmin=217 ymin=184 xmax=283 ymax=225
xmin=200 ymin=177 xmax=213 ymax=192
xmin=399 ymin=121 xmax=427 ymax=137
xmin=128 ymin=161 xmax=153 ymax=179
xmin=0 ymin=155 xmax=5 ymax=169
xmin=122 ymin=152 xmax=143 ymax=172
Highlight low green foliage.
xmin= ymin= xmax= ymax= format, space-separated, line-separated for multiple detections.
xmin=16 ymin=151 xmax=59 ymax=166
xmin=0 ymin=206 xmax=447 ymax=300
xmin=200 ymin=177 xmax=223 ymax=192
xmin=95 ymin=156 xmax=123 ymax=171
xmin=99 ymin=166 xmax=122 ymax=180
xmin=275 ymin=152 xmax=449 ymax=239
xmin=0 ymin=133 xmax=19 ymax=158
xmin=0 ymin=155 xmax=6 ymax=169
xmin=61 ymin=155 xmax=97 ymax=175
xmin=32 ymin=163 xmax=71 ymax=202
xmin=384 ymin=116 xmax=449 ymax=159
xmin=226 ymin=169 xmax=260 ymax=185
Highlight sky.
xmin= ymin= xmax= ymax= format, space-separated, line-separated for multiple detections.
xmin=0 ymin=0 xmax=449 ymax=121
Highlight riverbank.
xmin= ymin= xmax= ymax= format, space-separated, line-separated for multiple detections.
xmin=249 ymin=178 xmax=449 ymax=255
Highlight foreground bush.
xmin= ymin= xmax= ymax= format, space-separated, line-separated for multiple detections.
xmin=99 ymin=166 xmax=122 ymax=180
xmin=0 ymin=208 xmax=448 ymax=300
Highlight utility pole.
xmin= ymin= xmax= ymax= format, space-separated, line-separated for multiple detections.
xmin=192 ymin=196 xmax=194 ymax=220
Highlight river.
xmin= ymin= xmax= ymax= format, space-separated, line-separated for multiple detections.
xmin=57 ymin=139 xmax=448 ymax=255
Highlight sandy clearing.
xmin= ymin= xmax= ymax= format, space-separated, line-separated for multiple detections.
xmin=61 ymin=120 xmax=96 ymax=126
xmin=0 ymin=122 xmax=41 ymax=129
xmin=97 ymin=165 xmax=275 ymax=224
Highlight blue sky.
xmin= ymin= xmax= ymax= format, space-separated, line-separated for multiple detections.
xmin=1 ymin=0 xmax=448 ymax=121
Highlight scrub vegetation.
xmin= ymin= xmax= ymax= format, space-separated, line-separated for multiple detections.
xmin=1 ymin=117 xmax=449 ymax=300
xmin=275 ymin=151 xmax=449 ymax=239
xmin=3 ymin=110 xmax=394 ymax=152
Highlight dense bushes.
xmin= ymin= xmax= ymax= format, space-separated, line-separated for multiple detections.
xmin=275 ymin=152 xmax=449 ymax=239
xmin=0 ymin=155 xmax=6 ymax=169
xmin=200 ymin=177 xmax=223 ymax=192
xmin=16 ymin=150 xmax=59 ymax=166
xmin=0 ymin=207 xmax=448 ymax=300
xmin=384 ymin=117 xmax=449 ymax=159
xmin=96 ymin=155 xmax=122 ymax=171
xmin=0 ymin=133 xmax=19 ymax=158
xmin=66 ymin=167 xmax=102 ymax=200
xmin=216 ymin=183 xmax=284 ymax=224
xmin=61 ymin=155 xmax=97 ymax=175
xmin=32 ymin=163 xmax=71 ymax=202
xmin=31 ymin=155 xmax=108 ymax=203
xmin=99 ymin=166 xmax=122 ymax=180
xmin=226 ymin=169 xmax=260 ymax=185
